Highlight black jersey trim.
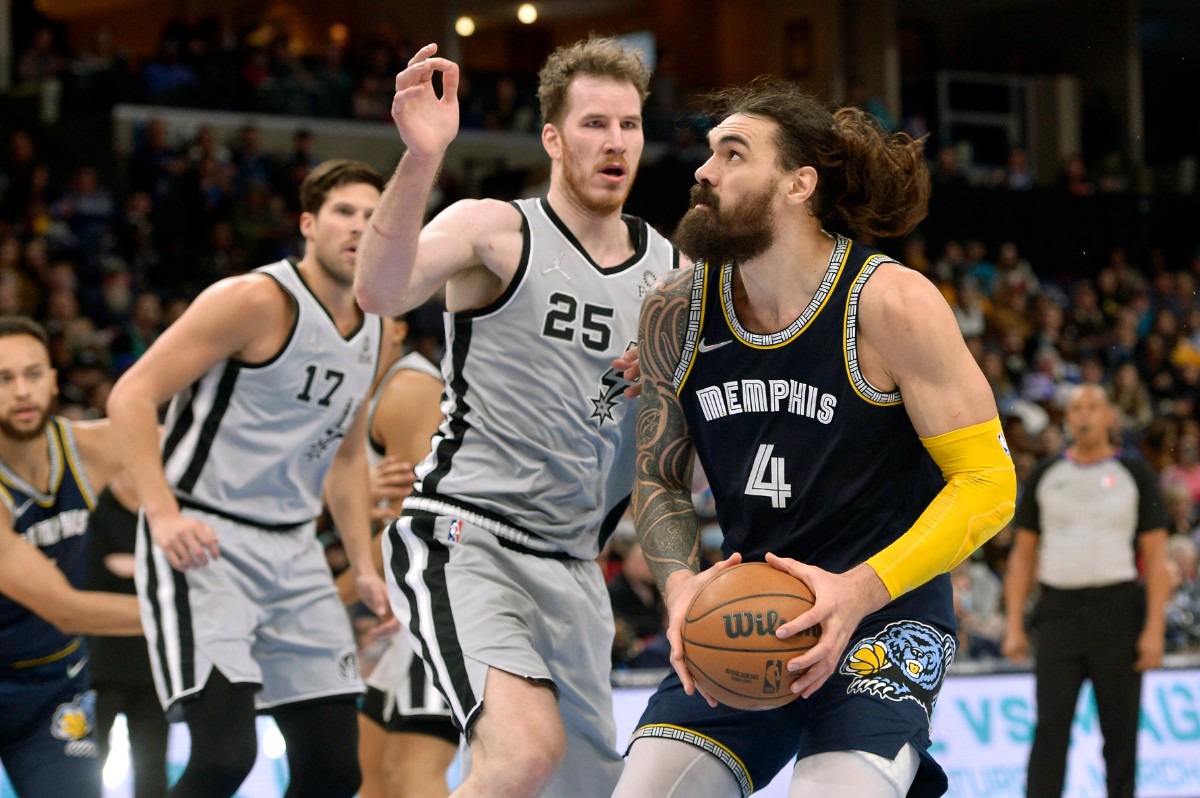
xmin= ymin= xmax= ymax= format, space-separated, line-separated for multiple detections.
xmin=719 ymin=235 xmax=849 ymax=349
xmin=232 ymin=269 xmax=301 ymax=370
xmin=419 ymin=317 xmax=474 ymax=495
xmin=451 ymin=203 xmax=530 ymax=321
xmin=160 ymin=381 xmax=198 ymax=465
xmin=844 ymin=254 xmax=903 ymax=406
xmin=285 ymin=259 xmax=366 ymax=343
xmin=176 ymin=361 xmax=242 ymax=493
xmin=537 ymin=197 xmax=648 ymax=276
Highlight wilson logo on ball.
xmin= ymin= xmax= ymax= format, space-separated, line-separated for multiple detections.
xmin=723 ymin=609 xmax=786 ymax=638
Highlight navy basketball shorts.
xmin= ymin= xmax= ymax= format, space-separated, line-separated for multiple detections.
xmin=627 ymin=613 xmax=957 ymax=798
xmin=0 ymin=645 xmax=102 ymax=798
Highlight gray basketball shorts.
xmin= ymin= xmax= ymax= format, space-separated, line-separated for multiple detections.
xmin=384 ymin=510 xmax=623 ymax=797
xmin=135 ymin=509 xmax=362 ymax=717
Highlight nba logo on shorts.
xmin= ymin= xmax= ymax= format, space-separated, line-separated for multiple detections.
xmin=447 ymin=519 xmax=462 ymax=543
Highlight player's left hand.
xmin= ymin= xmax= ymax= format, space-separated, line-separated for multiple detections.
xmin=766 ymin=553 xmax=890 ymax=698
xmin=613 ymin=345 xmax=641 ymax=398
xmin=356 ymin=572 xmax=392 ymax=619
xmin=662 ymin=552 xmax=743 ymax=707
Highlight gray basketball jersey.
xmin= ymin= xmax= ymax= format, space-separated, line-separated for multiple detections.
xmin=161 ymin=260 xmax=383 ymax=527
xmin=367 ymin=352 xmax=443 ymax=469
xmin=407 ymin=197 xmax=677 ymax=559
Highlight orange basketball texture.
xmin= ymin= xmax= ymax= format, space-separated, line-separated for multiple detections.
xmin=682 ymin=562 xmax=820 ymax=710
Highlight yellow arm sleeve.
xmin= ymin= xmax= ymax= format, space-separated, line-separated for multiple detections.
xmin=866 ymin=416 xmax=1017 ymax=599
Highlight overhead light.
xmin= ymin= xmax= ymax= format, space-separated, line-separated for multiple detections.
xmin=517 ymin=3 xmax=537 ymax=24
xmin=455 ymin=15 xmax=476 ymax=36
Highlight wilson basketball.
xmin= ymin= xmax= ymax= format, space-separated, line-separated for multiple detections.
xmin=681 ymin=562 xmax=820 ymax=710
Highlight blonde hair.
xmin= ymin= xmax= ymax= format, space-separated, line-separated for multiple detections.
xmin=537 ymin=35 xmax=651 ymax=126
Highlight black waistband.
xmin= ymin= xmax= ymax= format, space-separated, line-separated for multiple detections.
xmin=176 ymin=496 xmax=311 ymax=532
xmin=401 ymin=497 xmax=581 ymax=561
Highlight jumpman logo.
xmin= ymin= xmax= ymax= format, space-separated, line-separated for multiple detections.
xmin=542 ymin=251 xmax=571 ymax=280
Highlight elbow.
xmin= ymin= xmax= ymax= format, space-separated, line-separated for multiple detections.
xmin=353 ymin=278 xmax=394 ymax=317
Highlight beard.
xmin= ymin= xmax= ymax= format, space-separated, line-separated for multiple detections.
xmin=673 ymin=183 xmax=776 ymax=265
xmin=315 ymin=248 xmax=355 ymax=287
xmin=0 ymin=404 xmax=51 ymax=442
xmin=560 ymin=137 xmax=632 ymax=216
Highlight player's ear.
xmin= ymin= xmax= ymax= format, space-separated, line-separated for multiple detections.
xmin=786 ymin=166 xmax=818 ymax=206
xmin=299 ymin=211 xmax=316 ymax=239
xmin=542 ymin=123 xmax=562 ymax=161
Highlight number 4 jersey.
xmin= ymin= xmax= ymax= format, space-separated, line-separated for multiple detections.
xmin=406 ymin=197 xmax=677 ymax=560
xmin=161 ymin=260 xmax=382 ymax=527
xmin=675 ymin=237 xmax=946 ymax=581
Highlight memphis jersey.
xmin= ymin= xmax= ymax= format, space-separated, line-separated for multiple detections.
xmin=675 ymin=236 xmax=952 ymax=625
xmin=0 ymin=418 xmax=96 ymax=666
xmin=161 ymin=260 xmax=382 ymax=527
xmin=407 ymin=197 xmax=677 ymax=560
xmin=367 ymin=352 xmax=442 ymax=468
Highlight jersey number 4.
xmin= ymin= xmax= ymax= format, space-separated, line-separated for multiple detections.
xmin=746 ymin=444 xmax=792 ymax=508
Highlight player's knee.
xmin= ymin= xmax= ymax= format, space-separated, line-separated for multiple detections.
xmin=789 ymin=744 xmax=919 ymax=798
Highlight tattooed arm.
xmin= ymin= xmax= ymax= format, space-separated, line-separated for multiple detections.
xmin=633 ymin=268 xmax=699 ymax=590
xmin=633 ymin=266 xmax=742 ymax=702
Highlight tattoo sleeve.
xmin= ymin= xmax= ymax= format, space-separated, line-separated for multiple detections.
xmin=633 ymin=268 xmax=701 ymax=594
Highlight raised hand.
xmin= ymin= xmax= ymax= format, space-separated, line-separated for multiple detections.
xmin=391 ymin=43 xmax=461 ymax=161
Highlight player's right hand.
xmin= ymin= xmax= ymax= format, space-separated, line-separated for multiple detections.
xmin=391 ymin=43 xmax=460 ymax=160
xmin=663 ymin=552 xmax=743 ymax=707
xmin=149 ymin=512 xmax=220 ymax=571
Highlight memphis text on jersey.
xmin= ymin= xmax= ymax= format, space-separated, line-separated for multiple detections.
xmin=20 ymin=507 xmax=89 ymax=547
xmin=694 ymin=378 xmax=837 ymax=424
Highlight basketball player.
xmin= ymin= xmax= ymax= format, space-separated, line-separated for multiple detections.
xmin=355 ymin=315 xmax=459 ymax=798
xmin=106 ymin=159 xmax=392 ymax=798
xmin=613 ymin=80 xmax=1017 ymax=798
xmin=354 ymin=38 xmax=679 ymax=797
xmin=0 ymin=315 xmax=141 ymax=798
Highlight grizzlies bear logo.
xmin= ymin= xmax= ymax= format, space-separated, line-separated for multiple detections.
xmin=840 ymin=620 xmax=955 ymax=723
xmin=51 ymin=691 xmax=99 ymax=758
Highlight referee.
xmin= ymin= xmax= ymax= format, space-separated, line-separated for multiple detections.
xmin=1003 ymin=383 xmax=1170 ymax=798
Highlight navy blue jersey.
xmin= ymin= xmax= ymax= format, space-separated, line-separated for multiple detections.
xmin=675 ymin=236 xmax=952 ymax=625
xmin=0 ymin=418 xmax=96 ymax=667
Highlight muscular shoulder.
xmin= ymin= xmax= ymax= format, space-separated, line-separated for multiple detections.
xmin=427 ymin=198 xmax=522 ymax=239
xmin=858 ymin=261 xmax=953 ymax=335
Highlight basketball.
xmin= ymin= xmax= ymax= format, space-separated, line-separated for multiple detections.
xmin=681 ymin=562 xmax=821 ymax=711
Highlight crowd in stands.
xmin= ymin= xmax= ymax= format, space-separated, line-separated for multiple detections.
xmin=2 ymin=11 xmax=1200 ymax=674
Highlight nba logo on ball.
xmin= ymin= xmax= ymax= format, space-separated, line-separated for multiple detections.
xmin=447 ymin=519 xmax=462 ymax=543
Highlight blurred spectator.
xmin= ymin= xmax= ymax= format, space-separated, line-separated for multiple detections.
xmin=1110 ymin=362 xmax=1155 ymax=443
xmin=15 ymin=25 xmax=66 ymax=123
xmin=609 ymin=542 xmax=669 ymax=669
xmin=142 ymin=41 xmax=199 ymax=104
xmin=484 ymin=77 xmax=536 ymax=133
xmin=1164 ymin=534 xmax=1200 ymax=652
xmin=951 ymin=556 xmax=1004 ymax=660
xmin=1004 ymin=146 xmax=1035 ymax=191
xmin=1055 ymin=154 xmax=1095 ymax=197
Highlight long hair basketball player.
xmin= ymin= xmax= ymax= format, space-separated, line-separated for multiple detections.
xmin=615 ymin=80 xmax=1016 ymax=798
